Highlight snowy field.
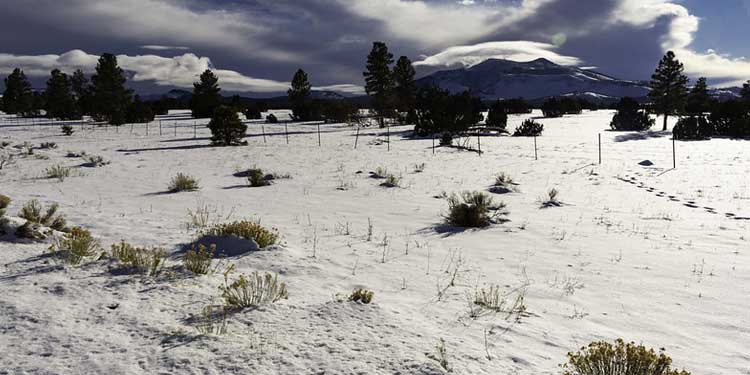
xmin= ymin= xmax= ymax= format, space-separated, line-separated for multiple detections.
xmin=1 ymin=110 xmax=748 ymax=374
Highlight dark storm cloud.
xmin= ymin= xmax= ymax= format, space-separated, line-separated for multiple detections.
xmin=1 ymin=0 xmax=749 ymax=94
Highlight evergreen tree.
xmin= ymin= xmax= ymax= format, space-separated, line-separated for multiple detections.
xmin=609 ymin=97 xmax=654 ymax=131
xmin=2 ymin=68 xmax=34 ymax=116
xmin=125 ymin=95 xmax=155 ymax=123
xmin=648 ymin=51 xmax=688 ymax=131
xmin=288 ymin=69 xmax=313 ymax=121
xmin=485 ymin=101 xmax=508 ymax=130
xmin=741 ymin=80 xmax=750 ymax=102
xmin=45 ymin=69 xmax=79 ymax=120
xmin=686 ymin=77 xmax=712 ymax=114
xmin=91 ymin=53 xmax=133 ymax=125
xmin=393 ymin=56 xmax=417 ymax=124
xmin=190 ymin=69 xmax=221 ymax=119
xmin=363 ymin=42 xmax=395 ymax=127
xmin=208 ymin=105 xmax=247 ymax=146
xmin=71 ymin=69 xmax=92 ymax=115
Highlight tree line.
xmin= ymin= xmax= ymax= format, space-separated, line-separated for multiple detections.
xmin=2 ymin=54 xmax=157 ymax=124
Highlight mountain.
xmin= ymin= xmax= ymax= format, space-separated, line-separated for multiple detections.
xmin=416 ymin=58 xmax=650 ymax=100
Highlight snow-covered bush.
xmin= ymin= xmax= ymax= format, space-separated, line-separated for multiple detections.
xmin=220 ymin=271 xmax=288 ymax=308
xmin=513 ymin=119 xmax=544 ymax=137
xmin=673 ymin=116 xmax=712 ymax=141
xmin=203 ymin=220 xmax=279 ymax=248
xmin=247 ymin=168 xmax=271 ymax=187
xmin=168 ymin=173 xmax=200 ymax=193
xmin=708 ymin=100 xmax=750 ymax=138
xmin=445 ymin=191 xmax=507 ymax=228
xmin=609 ymin=97 xmax=654 ymax=131
xmin=110 ymin=241 xmax=167 ymax=276
xmin=561 ymin=339 xmax=691 ymax=375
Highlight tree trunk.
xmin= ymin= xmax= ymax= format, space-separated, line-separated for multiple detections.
xmin=662 ymin=114 xmax=668 ymax=131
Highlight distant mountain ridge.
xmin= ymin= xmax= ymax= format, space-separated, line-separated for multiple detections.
xmin=416 ymin=58 xmax=651 ymax=100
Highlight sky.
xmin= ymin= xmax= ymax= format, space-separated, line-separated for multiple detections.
xmin=0 ymin=0 xmax=749 ymax=96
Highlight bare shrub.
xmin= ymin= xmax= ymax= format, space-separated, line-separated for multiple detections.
xmin=45 ymin=165 xmax=71 ymax=181
xmin=540 ymin=188 xmax=563 ymax=208
xmin=183 ymin=244 xmax=215 ymax=275
xmin=219 ymin=271 xmax=288 ymax=308
xmin=168 ymin=173 xmax=200 ymax=193
xmin=489 ymin=173 xmax=519 ymax=194
xmin=19 ymin=199 xmax=67 ymax=231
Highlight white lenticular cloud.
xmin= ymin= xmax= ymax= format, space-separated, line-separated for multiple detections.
xmin=0 ymin=50 xmax=363 ymax=94
xmin=414 ymin=41 xmax=583 ymax=68
xmin=140 ymin=45 xmax=190 ymax=51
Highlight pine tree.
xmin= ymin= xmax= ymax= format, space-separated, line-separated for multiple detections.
xmin=686 ymin=77 xmax=712 ymax=114
xmin=741 ymin=80 xmax=750 ymax=102
xmin=91 ymin=54 xmax=133 ymax=125
xmin=45 ymin=69 xmax=79 ymax=120
xmin=288 ymin=69 xmax=312 ymax=121
xmin=485 ymin=101 xmax=508 ymax=130
xmin=363 ymin=42 xmax=395 ymax=127
xmin=393 ymin=56 xmax=417 ymax=124
xmin=649 ymin=51 xmax=688 ymax=131
xmin=208 ymin=105 xmax=247 ymax=146
xmin=190 ymin=69 xmax=221 ymax=119
xmin=2 ymin=68 xmax=34 ymax=116
xmin=71 ymin=69 xmax=92 ymax=115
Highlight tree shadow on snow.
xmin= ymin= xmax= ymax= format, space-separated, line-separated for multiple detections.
xmin=611 ymin=130 xmax=670 ymax=142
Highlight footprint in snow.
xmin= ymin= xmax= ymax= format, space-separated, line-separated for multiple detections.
xmin=684 ymin=203 xmax=698 ymax=208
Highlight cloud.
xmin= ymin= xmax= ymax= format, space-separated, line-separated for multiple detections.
xmin=414 ymin=40 xmax=583 ymax=68
xmin=0 ymin=50 xmax=363 ymax=94
xmin=140 ymin=45 xmax=190 ymax=51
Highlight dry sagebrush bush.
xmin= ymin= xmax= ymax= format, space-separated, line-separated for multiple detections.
xmin=19 ymin=199 xmax=67 ymax=231
xmin=110 ymin=241 xmax=167 ymax=276
xmin=540 ymin=188 xmax=563 ymax=208
xmin=247 ymin=168 xmax=271 ymax=187
xmin=168 ymin=173 xmax=200 ymax=192
xmin=219 ymin=271 xmax=288 ymax=308
xmin=45 ymin=165 xmax=71 ymax=181
xmin=49 ymin=227 xmax=102 ymax=265
xmin=490 ymin=173 xmax=519 ymax=194
xmin=445 ymin=191 xmax=508 ymax=228
xmin=348 ymin=288 xmax=374 ymax=304
xmin=204 ymin=220 xmax=279 ymax=248
xmin=561 ymin=339 xmax=691 ymax=375
xmin=184 ymin=243 xmax=215 ymax=275
xmin=0 ymin=194 xmax=9 ymax=217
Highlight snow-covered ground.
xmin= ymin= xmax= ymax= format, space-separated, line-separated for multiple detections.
xmin=1 ymin=110 xmax=748 ymax=374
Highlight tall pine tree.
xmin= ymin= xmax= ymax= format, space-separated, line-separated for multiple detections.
xmin=2 ymin=68 xmax=34 ymax=116
xmin=190 ymin=69 xmax=221 ymax=119
xmin=45 ymin=69 xmax=79 ymax=120
xmin=393 ymin=56 xmax=417 ymax=124
xmin=741 ymin=80 xmax=750 ymax=102
xmin=91 ymin=54 xmax=132 ymax=125
xmin=363 ymin=42 xmax=394 ymax=127
xmin=288 ymin=69 xmax=312 ymax=121
xmin=686 ymin=77 xmax=712 ymax=114
xmin=648 ymin=51 xmax=688 ymax=131
xmin=71 ymin=69 xmax=92 ymax=115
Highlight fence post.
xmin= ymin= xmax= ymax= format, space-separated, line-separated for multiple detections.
xmin=477 ymin=133 xmax=481 ymax=155
xmin=193 ymin=121 xmax=197 ymax=138
xmin=672 ymin=136 xmax=676 ymax=169
xmin=432 ymin=134 xmax=435 ymax=155
xmin=387 ymin=124 xmax=390 ymax=152
xmin=285 ymin=123 xmax=289 ymax=144
xmin=354 ymin=125 xmax=360 ymax=149
xmin=598 ymin=133 xmax=601 ymax=165
xmin=317 ymin=123 xmax=321 ymax=147
xmin=146 ymin=122 xmax=149 ymax=136
xmin=262 ymin=124 xmax=267 ymax=144
xmin=159 ymin=120 xmax=162 ymax=136
xmin=533 ymin=135 xmax=538 ymax=160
